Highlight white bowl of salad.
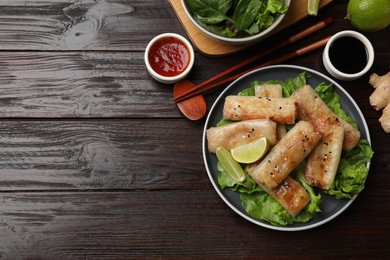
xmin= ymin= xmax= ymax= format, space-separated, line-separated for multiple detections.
xmin=182 ymin=0 xmax=290 ymax=45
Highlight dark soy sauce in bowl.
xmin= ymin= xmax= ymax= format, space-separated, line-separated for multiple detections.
xmin=323 ymin=30 xmax=374 ymax=81
xmin=329 ymin=37 xmax=367 ymax=74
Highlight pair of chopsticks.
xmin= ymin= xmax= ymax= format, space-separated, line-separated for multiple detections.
xmin=174 ymin=17 xmax=333 ymax=103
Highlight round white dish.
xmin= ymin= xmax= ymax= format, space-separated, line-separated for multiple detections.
xmin=323 ymin=30 xmax=374 ymax=81
xmin=144 ymin=33 xmax=195 ymax=84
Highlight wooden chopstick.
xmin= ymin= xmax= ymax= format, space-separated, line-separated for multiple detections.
xmin=173 ymin=17 xmax=333 ymax=103
xmin=174 ymin=36 xmax=332 ymax=103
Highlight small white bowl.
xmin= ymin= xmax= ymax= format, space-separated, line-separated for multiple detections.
xmin=181 ymin=0 xmax=290 ymax=45
xmin=323 ymin=30 xmax=374 ymax=81
xmin=145 ymin=33 xmax=195 ymax=84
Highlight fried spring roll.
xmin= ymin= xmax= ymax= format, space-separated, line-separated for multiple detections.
xmin=292 ymin=85 xmax=360 ymax=151
xmin=254 ymin=84 xmax=287 ymax=140
xmin=206 ymin=119 xmax=277 ymax=153
xmin=254 ymin=84 xmax=283 ymax=98
xmin=264 ymin=177 xmax=309 ymax=217
xmin=246 ymin=172 xmax=310 ymax=217
xmin=223 ymin=95 xmax=297 ymax=124
xmin=306 ymin=124 xmax=344 ymax=189
xmin=248 ymin=121 xmax=321 ymax=189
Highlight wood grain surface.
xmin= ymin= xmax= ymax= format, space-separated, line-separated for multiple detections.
xmin=0 ymin=0 xmax=389 ymax=259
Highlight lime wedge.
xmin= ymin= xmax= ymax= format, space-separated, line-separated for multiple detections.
xmin=308 ymin=0 xmax=320 ymax=16
xmin=216 ymin=147 xmax=246 ymax=182
xmin=231 ymin=137 xmax=269 ymax=164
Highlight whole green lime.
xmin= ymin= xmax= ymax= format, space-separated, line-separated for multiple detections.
xmin=346 ymin=0 xmax=390 ymax=32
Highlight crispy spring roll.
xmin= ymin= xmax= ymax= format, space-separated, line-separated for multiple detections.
xmin=245 ymin=170 xmax=310 ymax=217
xmin=254 ymin=84 xmax=287 ymax=140
xmin=306 ymin=124 xmax=344 ymax=189
xmin=263 ymin=176 xmax=310 ymax=217
xmin=223 ymin=95 xmax=297 ymax=124
xmin=262 ymin=177 xmax=309 ymax=217
xmin=206 ymin=119 xmax=277 ymax=153
xmin=254 ymin=84 xmax=283 ymax=98
xmin=248 ymin=121 xmax=321 ymax=189
xmin=292 ymin=85 xmax=360 ymax=151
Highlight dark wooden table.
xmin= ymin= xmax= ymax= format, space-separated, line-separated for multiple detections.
xmin=0 ymin=0 xmax=389 ymax=259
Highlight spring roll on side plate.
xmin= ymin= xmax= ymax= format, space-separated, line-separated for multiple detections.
xmin=248 ymin=121 xmax=321 ymax=189
xmin=206 ymin=119 xmax=277 ymax=153
xmin=223 ymin=95 xmax=297 ymax=124
xmin=292 ymin=85 xmax=360 ymax=151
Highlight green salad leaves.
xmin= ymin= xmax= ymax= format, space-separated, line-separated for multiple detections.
xmin=219 ymin=163 xmax=322 ymax=226
xmin=216 ymin=72 xmax=374 ymax=226
xmin=185 ymin=0 xmax=288 ymax=37
xmin=327 ymin=139 xmax=373 ymax=199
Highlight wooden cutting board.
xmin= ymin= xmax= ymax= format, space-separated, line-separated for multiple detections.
xmin=168 ymin=0 xmax=333 ymax=56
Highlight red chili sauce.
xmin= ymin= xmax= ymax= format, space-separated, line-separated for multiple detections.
xmin=148 ymin=36 xmax=190 ymax=77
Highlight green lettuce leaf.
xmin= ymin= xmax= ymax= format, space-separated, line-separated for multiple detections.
xmin=217 ymin=162 xmax=262 ymax=194
xmin=241 ymin=192 xmax=294 ymax=226
xmin=186 ymin=0 xmax=233 ymax=24
xmin=217 ymin=162 xmax=295 ymax=226
xmin=266 ymin=0 xmax=288 ymax=13
xmin=315 ymin=83 xmax=358 ymax=129
xmin=326 ymin=139 xmax=373 ymax=199
xmin=233 ymin=0 xmax=262 ymax=31
xmin=218 ymin=162 xmax=321 ymax=226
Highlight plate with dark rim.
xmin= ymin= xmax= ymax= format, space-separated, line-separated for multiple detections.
xmin=202 ymin=65 xmax=371 ymax=231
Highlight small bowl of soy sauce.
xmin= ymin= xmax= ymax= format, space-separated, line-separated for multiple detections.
xmin=323 ymin=30 xmax=374 ymax=81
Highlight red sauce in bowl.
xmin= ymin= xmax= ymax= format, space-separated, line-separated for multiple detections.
xmin=148 ymin=36 xmax=191 ymax=77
